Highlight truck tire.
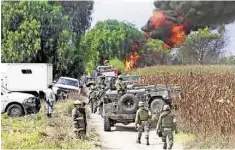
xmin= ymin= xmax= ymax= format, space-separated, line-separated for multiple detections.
xmin=104 ymin=117 xmax=111 ymax=131
xmin=118 ymin=94 xmax=138 ymax=114
xmin=150 ymin=98 xmax=166 ymax=115
xmin=7 ymin=104 xmax=24 ymax=117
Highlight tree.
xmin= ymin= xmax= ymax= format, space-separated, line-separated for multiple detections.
xmin=140 ymin=39 xmax=170 ymax=66
xmin=1 ymin=1 xmax=94 ymax=78
xmin=177 ymin=27 xmax=227 ymax=64
xmin=80 ymin=19 xmax=146 ymax=73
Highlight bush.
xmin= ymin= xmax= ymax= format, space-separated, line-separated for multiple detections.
xmin=109 ymin=57 xmax=125 ymax=73
xmin=1 ymin=99 xmax=98 ymax=149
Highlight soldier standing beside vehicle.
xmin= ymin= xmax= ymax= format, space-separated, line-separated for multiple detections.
xmin=135 ymin=101 xmax=152 ymax=145
xmin=156 ymin=105 xmax=177 ymax=150
xmin=88 ymin=81 xmax=98 ymax=113
xmin=96 ymin=76 xmax=107 ymax=114
xmin=45 ymin=84 xmax=56 ymax=118
xmin=72 ymin=100 xmax=87 ymax=138
xmin=115 ymin=75 xmax=127 ymax=97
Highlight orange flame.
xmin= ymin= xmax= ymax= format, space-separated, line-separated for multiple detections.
xmin=146 ymin=11 xmax=188 ymax=49
xmin=124 ymin=52 xmax=140 ymax=72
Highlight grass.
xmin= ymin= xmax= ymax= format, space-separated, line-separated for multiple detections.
xmin=131 ymin=65 xmax=235 ymax=149
xmin=1 ymin=99 xmax=99 ymax=149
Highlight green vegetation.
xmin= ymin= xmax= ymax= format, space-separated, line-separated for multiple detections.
xmin=80 ymin=19 xmax=145 ymax=73
xmin=1 ymin=1 xmax=93 ymax=78
xmin=109 ymin=58 xmax=125 ymax=73
xmin=1 ymin=101 xmax=99 ymax=149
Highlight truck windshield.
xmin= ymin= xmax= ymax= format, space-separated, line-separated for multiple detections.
xmin=57 ymin=78 xmax=78 ymax=87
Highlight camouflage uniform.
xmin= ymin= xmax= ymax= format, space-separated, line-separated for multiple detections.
xmin=157 ymin=105 xmax=177 ymax=150
xmin=89 ymin=82 xmax=98 ymax=113
xmin=115 ymin=75 xmax=126 ymax=96
xmin=72 ymin=100 xmax=87 ymax=138
xmin=135 ymin=101 xmax=151 ymax=145
xmin=96 ymin=77 xmax=107 ymax=114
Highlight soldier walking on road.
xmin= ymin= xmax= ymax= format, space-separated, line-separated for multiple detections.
xmin=156 ymin=105 xmax=177 ymax=150
xmin=45 ymin=84 xmax=56 ymax=118
xmin=88 ymin=81 xmax=98 ymax=113
xmin=72 ymin=100 xmax=87 ymax=138
xmin=135 ymin=101 xmax=152 ymax=145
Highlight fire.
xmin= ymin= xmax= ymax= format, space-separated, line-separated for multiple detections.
xmin=125 ymin=52 xmax=140 ymax=72
xmin=144 ymin=11 xmax=188 ymax=49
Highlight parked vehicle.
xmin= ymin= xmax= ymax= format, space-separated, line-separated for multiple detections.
xmin=1 ymin=86 xmax=41 ymax=117
xmin=1 ymin=63 xmax=53 ymax=98
xmin=52 ymin=77 xmax=80 ymax=100
xmin=96 ymin=65 xmax=118 ymax=77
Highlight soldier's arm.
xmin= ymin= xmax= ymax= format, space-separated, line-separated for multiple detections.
xmin=72 ymin=108 xmax=76 ymax=119
xmin=156 ymin=114 xmax=162 ymax=130
xmin=135 ymin=110 xmax=140 ymax=126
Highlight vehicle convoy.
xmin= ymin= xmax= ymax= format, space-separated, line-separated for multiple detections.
xmin=1 ymin=63 xmax=53 ymax=98
xmin=99 ymin=75 xmax=175 ymax=131
xmin=1 ymin=86 xmax=41 ymax=117
xmin=52 ymin=77 xmax=80 ymax=100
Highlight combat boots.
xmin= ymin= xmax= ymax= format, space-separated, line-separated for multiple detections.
xmin=146 ymin=139 xmax=149 ymax=145
xmin=163 ymin=142 xmax=167 ymax=150
xmin=136 ymin=137 xmax=141 ymax=144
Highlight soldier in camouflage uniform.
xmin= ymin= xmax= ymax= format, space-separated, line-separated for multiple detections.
xmin=115 ymin=75 xmax=127 ymax=97
xmin=96 ymin=76 xmax=107 ymax=114
xmin=88 ymin=81 xmax=98 ymax=113
xmin=72 ymin=100 xmax=87 ymax=138
xmin=135 ymin=101 xmax=152 ymax=145
xmin=156 ymin=105 xmax=177 ymax=150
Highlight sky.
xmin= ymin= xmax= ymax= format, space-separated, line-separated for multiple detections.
xmin=91 ymin=0 xmax=235 ymax=55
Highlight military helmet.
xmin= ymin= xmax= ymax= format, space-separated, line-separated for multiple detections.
xmin=138 ymin=101 xmax=144 ymax=107
xmin=74 ymin=100 xmax=82 ymax=105
xmin=163 ymin=105 xmax=170 ymax=111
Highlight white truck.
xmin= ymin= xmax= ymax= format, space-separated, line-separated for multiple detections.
xmin=96 ymin=66 xmax=118 ymax=77
xmin=1 ymin=63 xmax=53 ymax=98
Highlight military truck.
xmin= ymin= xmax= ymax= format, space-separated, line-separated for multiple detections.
xmin=101 ymin=76 xmax=175 ymax=131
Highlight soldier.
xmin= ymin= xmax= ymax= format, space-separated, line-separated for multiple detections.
xmin=115 ymin=75 xmax=127 ymax=96
xmin=156 ymin=105 xmax=177 ymax=150
xmin=135 ymin=101 xmax=152 ymax=145
xmin=45 ymin=84 xmax=56 ymax=118
xmin=88 ymin=81 xmax=98 ymax=113
xmin=72 ymin=100 xmax=87 ymax=138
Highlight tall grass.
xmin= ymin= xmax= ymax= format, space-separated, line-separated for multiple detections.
xmin=1 ymin=100 xmax=99 ymax=149
xmin=132 ymin=65 xmax=235 ymax=148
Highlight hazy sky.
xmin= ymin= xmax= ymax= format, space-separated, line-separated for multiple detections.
xmin=91 ymin=0 xmax=235 ymax=55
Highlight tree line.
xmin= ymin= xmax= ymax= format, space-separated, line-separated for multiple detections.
xmin=2 ymin=1 xmax=234 ymax=79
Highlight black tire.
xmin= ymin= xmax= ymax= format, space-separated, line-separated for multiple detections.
xmin=118 ymin=94 xmax=138 ymax=114
xmin=150 ymin=98 xmax=166 ymax=114
xmin=104 ymin=117 xmax=111 ymax=131
xmin=7 ymin=104 xmax=24 ymax=117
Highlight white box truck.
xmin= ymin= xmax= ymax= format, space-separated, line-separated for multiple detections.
xmin=1 ymin=63 xmax=53 ymax=98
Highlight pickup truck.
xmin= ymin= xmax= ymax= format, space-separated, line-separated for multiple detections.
xmin=1 ymin=86 xmax=41 ymax=117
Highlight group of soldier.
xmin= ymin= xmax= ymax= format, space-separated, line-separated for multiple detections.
xmin=45 ymin=74 xmax=177 ymax=150
xmin=135 ymin=101 xmax=177 ymax=150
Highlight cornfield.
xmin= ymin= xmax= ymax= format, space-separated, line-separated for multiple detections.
xmin=132 ymin=65 xmax=235 ymax=136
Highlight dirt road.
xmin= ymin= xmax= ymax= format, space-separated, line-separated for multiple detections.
xmin=90 ymin=113 xmax=183 ymax=150
xmin=81 ymin=90 xmax=183 ymax=150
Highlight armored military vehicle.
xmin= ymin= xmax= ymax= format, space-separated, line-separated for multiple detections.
xmin=101 ymin=76 xmax=175 ymax=131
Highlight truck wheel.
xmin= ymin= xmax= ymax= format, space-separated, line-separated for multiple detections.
xmin=118 ymin=94 xmax=138 ymax=114
xmin=150 ymin=98 xmax=166 ymax=115
xmin=7 ymin=104 xmax=24 ymax=117
xmin=104 ymin=117 xmax=111 ymax=131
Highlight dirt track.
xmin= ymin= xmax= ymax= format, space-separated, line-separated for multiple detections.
xmin=90 ymin=113 xmax=183 ymax=150
xmin=81 ymin=90 xmax=183 ymax=150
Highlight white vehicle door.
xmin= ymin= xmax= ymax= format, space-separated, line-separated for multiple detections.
xmin=1 ymin=91 xmax=8 ymax=113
